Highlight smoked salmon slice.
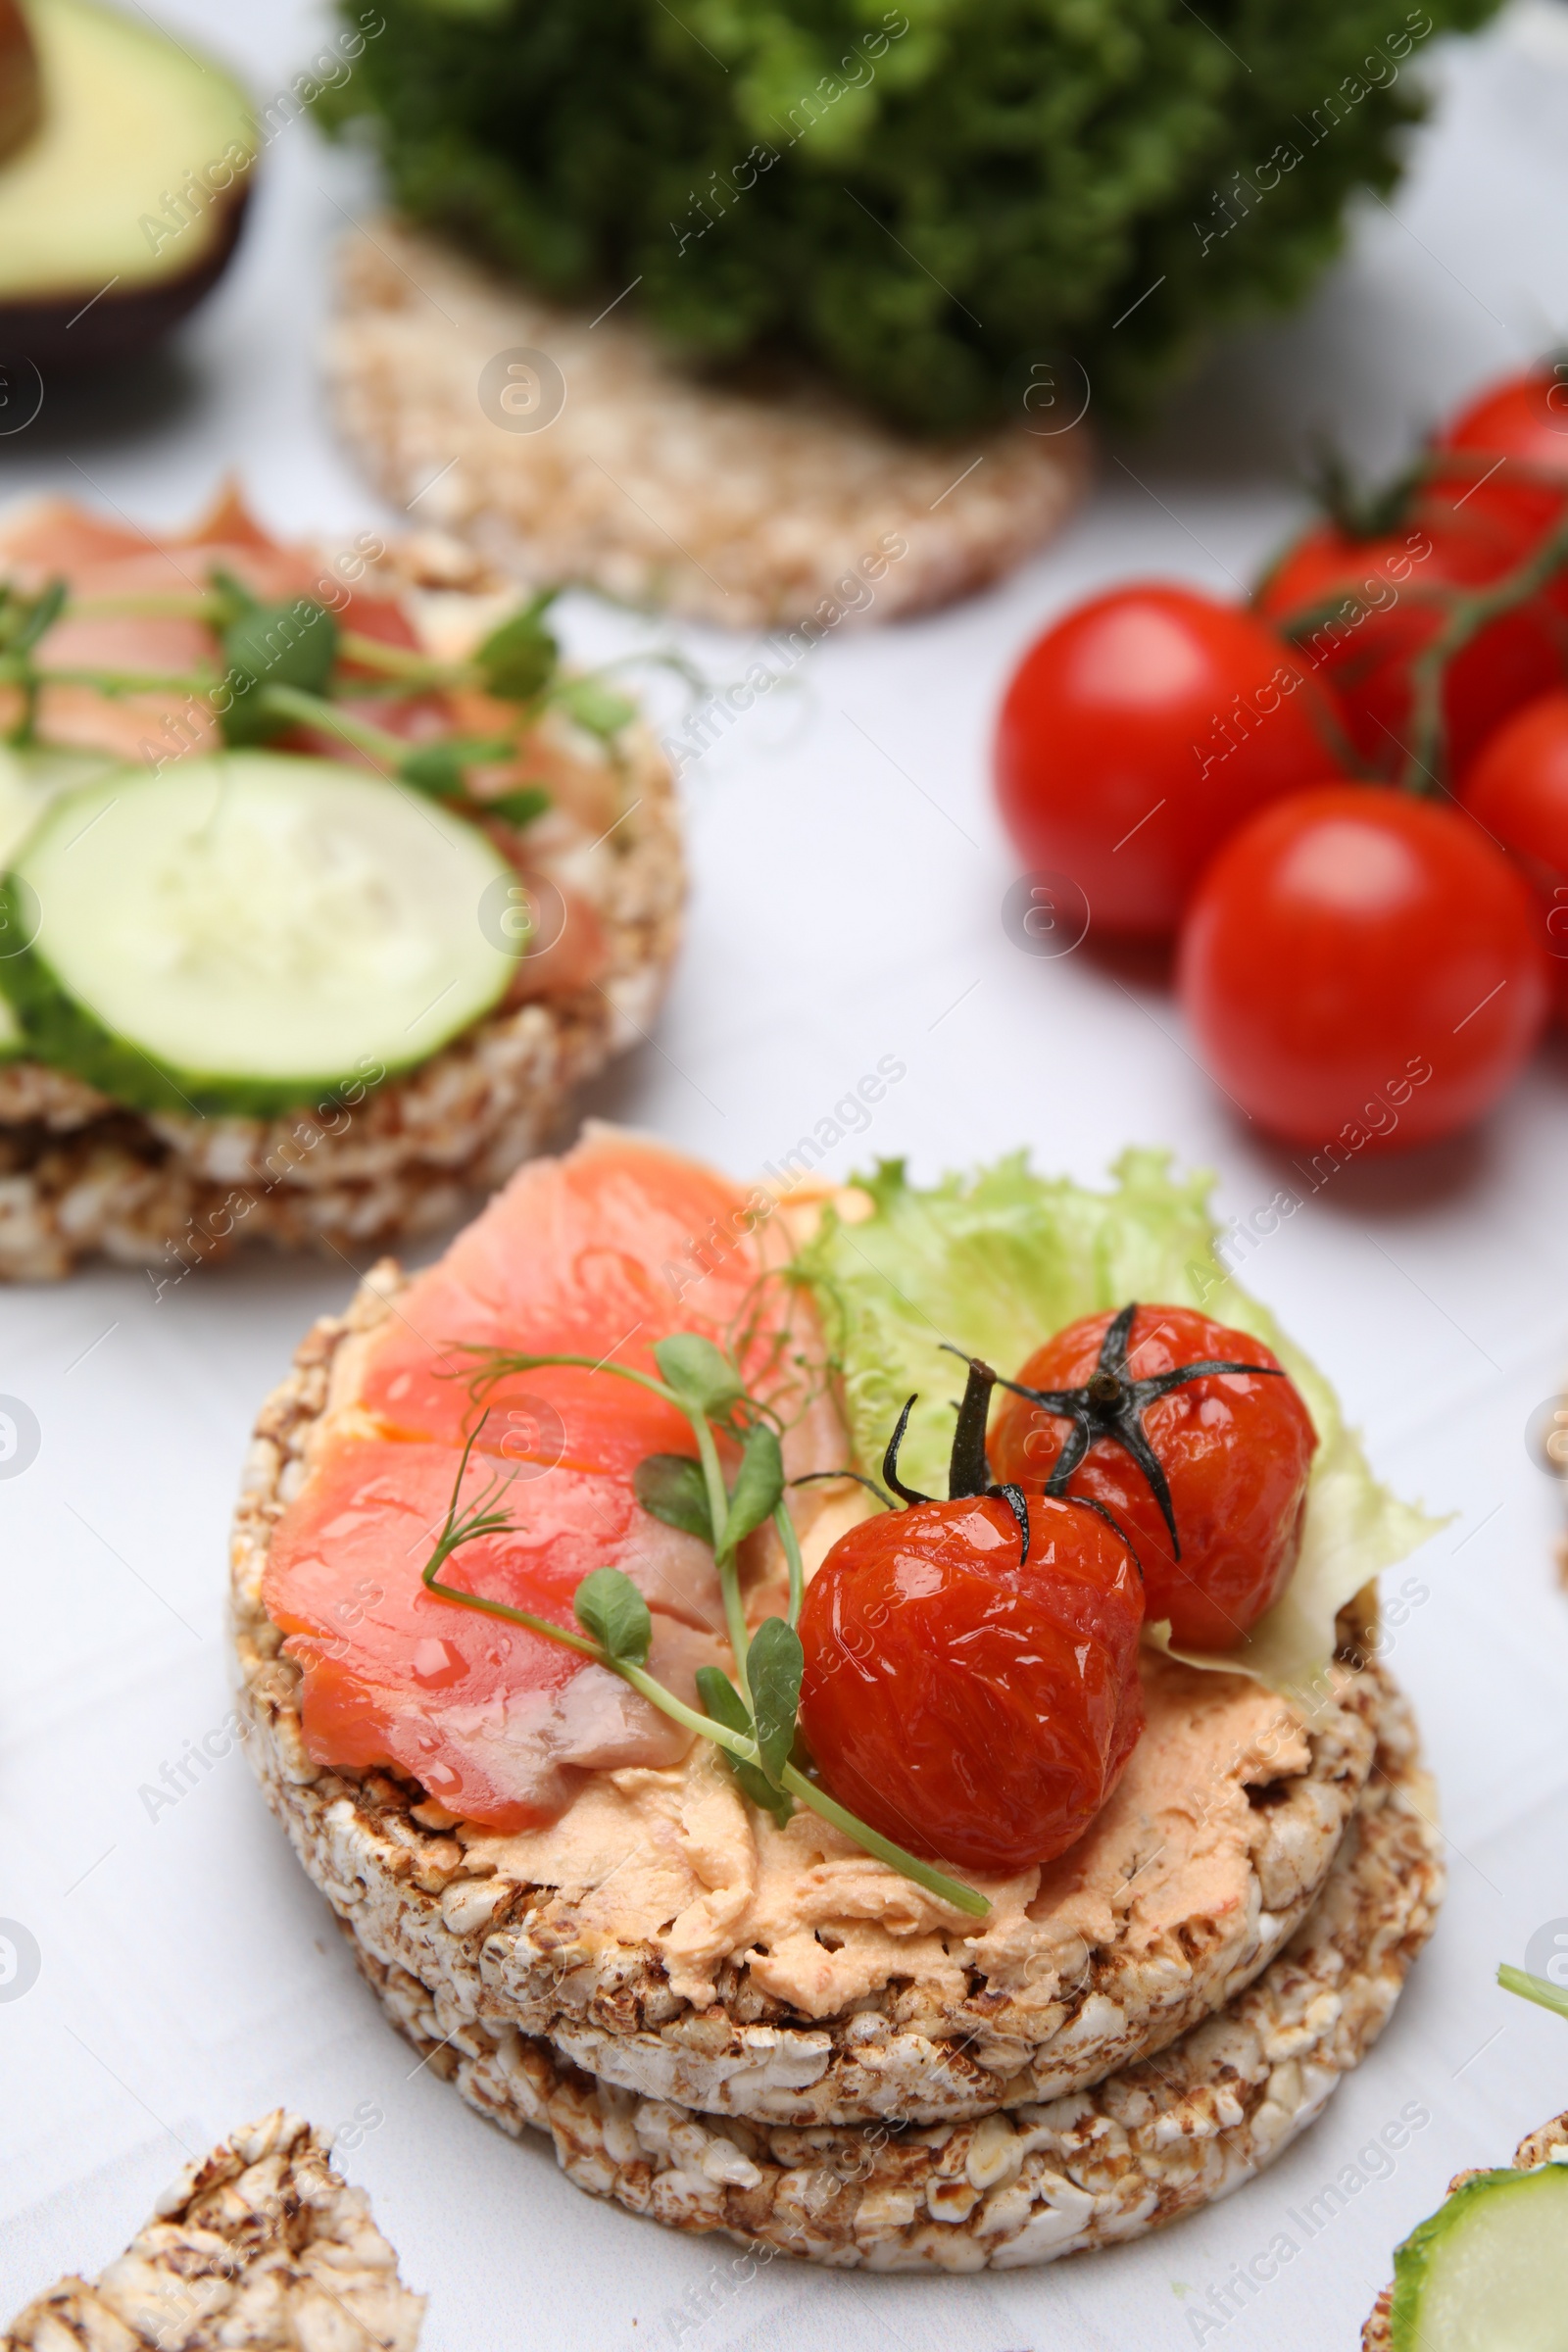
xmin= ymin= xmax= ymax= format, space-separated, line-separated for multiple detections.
xmin=264 ymin=1129 xmax=822 ymax=1830
xmin=0 ymin=485 xmax=348 ymax=764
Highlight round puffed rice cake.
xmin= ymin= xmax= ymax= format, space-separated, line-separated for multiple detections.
xmin=0 ymin=535 xmax=683 ymax=1282
xmin=327 ymin=220 xmax=1089 ymax=632
xmin=348 ymin=1698 xmax=1441 ymax=2272
xmin=234 ymin=1282 xmax=1403 ymax=2140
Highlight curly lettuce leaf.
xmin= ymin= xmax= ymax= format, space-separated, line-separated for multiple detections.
xmin=331 ymin=0 xmax=1503 ymax=433
xmin=795 ymin=1147 xmax=1442 ymax=1702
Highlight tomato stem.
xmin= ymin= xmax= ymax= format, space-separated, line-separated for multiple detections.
xmin=1267 ymin=459 xmax=1568 ymax=793
xmin=1397 ymin=505 xmax=1568 ymax=792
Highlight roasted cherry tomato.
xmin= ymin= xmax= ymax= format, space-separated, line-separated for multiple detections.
xmin=1177 ymin=785 xmax=1550 ymax=1151
xmin=798 ymin=1489 xmax=1144 ymax=1876
xmin=995 ymin=585 xmax=1348 ymax=939
xmin=989 ymin=1303 xmax=1316 ymax=1651
xmin=1460 ymin=690 xmax=1568 ymax=1021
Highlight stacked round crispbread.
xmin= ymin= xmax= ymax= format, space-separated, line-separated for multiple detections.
xmin=231 ymin=1267 xmax=1444 ymax=2269
xmin=1360 ymin=2109 xmax=1568 ymax=2349
xmin=326 ymin=221 xmax=1089 ymax=633
xmin=0 ymin=532 xmax=683 ymax=1282
xmin=2 ymin=2109 xmax=424 ymax=2350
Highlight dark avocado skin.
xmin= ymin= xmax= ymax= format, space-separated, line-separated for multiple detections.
xmin=0 ymin=181 xmax=252 ymax=368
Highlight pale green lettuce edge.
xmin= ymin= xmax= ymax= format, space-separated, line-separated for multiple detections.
xmin=794 ymin=1146 xmax=1446 ymax=1707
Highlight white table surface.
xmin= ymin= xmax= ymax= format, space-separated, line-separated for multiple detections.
xmin=5 ymin=5 xmax=1568 ymax=2344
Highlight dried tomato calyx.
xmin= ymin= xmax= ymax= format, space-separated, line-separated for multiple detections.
xmin=994 ymin=1300 xmax=1283 ymax=1561
xmin=876 ymin=1354 xmax=1032 ymax=1565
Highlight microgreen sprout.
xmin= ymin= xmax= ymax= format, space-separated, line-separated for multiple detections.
xmin=0 ymin=578 xmax=69 ymax=744
xmin=418 ymin=1341 xmax=990 ymax=1919
xmin=1499 ymin=1964 xmax=1568 ymax=2024
xmin=0 ymin=559 xmax=670 ymax=811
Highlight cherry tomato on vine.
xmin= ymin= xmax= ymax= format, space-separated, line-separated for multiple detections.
xmin=1439 ymin=362 xmax=1568 ymax=499
xmin=994 ymin=585 xmax=1348 ymax=939
xmin=1255 ymin=494 xmax=1566 ymax=788
xmin=798 ymin=1488 xmax=1144 ymax=1875
xmin=990 ymin=1304 xmax=1316 ymax=1651
xmin=1460 ymin=689 xmax=1568 ymax=1019
xmin=1433 ymin=409 xmax=1568 ymax=602
xmin=1177 ymin=785 xmax=1550 ymax=1151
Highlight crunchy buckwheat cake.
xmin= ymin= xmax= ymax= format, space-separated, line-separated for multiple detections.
xmin=1361 ymin=2109 xmax=1568 ymax=2349
xmin=346 ymin=1703 xmax=1441 ymax=2272
xmin=233 ymin=1271 xmax=1388 ymax=2133
xmin=326 ymin=221 xmax=1089 ymax=633
xmin=2 ymin=2110 xmax=424 ymax=2349
xmin=0 ymin=525 xmax=682 ymax=1282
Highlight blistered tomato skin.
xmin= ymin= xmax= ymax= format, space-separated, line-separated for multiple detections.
xmin=990 ymin=1305 xmax=1318 ymax=1651
xmin=797 ymin=1494 xmax=1144 ymax=1877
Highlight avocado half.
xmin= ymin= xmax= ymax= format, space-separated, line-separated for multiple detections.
xmin=0 ymin=0 xmax=257 ymax=368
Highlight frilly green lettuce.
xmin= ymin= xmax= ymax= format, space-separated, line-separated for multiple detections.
xmin=794 ymin=1147 xmax=1442 ymax=1705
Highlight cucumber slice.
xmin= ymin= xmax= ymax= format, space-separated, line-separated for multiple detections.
xmin=0 ymin=744 xmax=118 ymax=869
xmin=1391 ymin=2162 xmax=1568 ymax=2348
xmin=0 ymin=748 xmax=115 ymax=1055
xmin=0 ymin=753 xmax=523 ymax=1116
xmin=0 ymin=750 xmax=52 ymax=874
xmin=0 ymin=738 xmax=106 ymax=870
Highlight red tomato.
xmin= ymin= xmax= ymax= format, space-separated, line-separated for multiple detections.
xmin=989 ymin=1306 xmax=1317 ymax=1651
xmin=1460 ymin=689 xmax=1568 ymax=1020
xmin=1177 ymin=785 xmax=1550 ymax=1151
xmin=994 ymin=586 xmax=1348 ymax=939
xmin=1255 ymin=497 xmax=1566 ymax=786
xmin=797 ymin=1492 xmax=1144 ymax=1875
xmin=1439 ymin=363 xmax=1568 ymax=485
xmin=1439 ymin=371 xmax=1568 ymax=588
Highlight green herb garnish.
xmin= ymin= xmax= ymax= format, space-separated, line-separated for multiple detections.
xmin=0 ymin=564 xmax=658 ymax=819
xmin=1499 ymin=1964 xmax=1568 ymax=2024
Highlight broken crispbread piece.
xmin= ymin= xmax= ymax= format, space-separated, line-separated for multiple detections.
xmin=3 ymin=2109 xmax=424 ymax=2350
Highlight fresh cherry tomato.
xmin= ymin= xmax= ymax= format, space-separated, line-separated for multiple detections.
xmin=989 ymin=1304 xmax=1316 ymax=1651
xmin=1432 ymin=410 xmax=1568 ymax=596
xmin=1255 ymin=487 xmax=1567 ymax=786
xmin=1439 ymin=363 xmax=1568 ymax=488
xmin=1177 ymin=785 xmax=1550 ymax=1150
xmin=994 ymin=585 xmax=1348 ymax=939
xmin=798 ymin=1491 xmax=1144 ymax=1876
xmin=1460 ymin=689 xmax=1568 ymax=1020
